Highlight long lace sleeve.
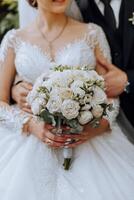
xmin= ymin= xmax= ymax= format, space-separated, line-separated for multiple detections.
xmin=87 ymin=24 xmax=120 ymax=129
xmin=0 ymin=30 xmax=30 ymax=133
xmin=0 ymin=106 xmax=30 ymax=132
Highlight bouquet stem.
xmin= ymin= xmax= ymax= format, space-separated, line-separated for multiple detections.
xmin=56 ymin=117 xmax=73 ymax=170
xmin=63 ymin=158 xmax=72 ymax=170
xmin=56 ymin=117 xmax=62 ymax=135
xmin=63 ymin=148 xmax=73 ymax=170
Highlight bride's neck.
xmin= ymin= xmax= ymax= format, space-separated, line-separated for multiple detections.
xmin=38 ymin=9 xmax=67 ymax=31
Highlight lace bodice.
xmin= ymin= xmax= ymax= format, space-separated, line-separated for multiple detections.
xmin=0 ymin=23 xmax=119 ymax=131
xmin=0 ymin=23 xmax=111 ymax=83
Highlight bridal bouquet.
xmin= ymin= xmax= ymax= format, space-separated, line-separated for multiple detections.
xmin=27 ymin=65 xmax=112 ymax=170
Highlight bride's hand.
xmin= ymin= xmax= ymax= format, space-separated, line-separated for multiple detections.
xmin=63 ymin=118 xmax=110 ymax=148
xmin=27 ymin=118 xmax=69 ymax=148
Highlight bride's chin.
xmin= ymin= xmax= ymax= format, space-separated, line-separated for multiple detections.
xmin=38 ymin=0 xmax=69 ymax=14
xmin=51 ymin=0 xmax=69 ymax=11
xmin=52 ymin=0 xmax=67 ymax=4
xmin=51 ymin=7 xmax=68 ymax=14
xmin=51 ymin=8 xmax=67 ymax=14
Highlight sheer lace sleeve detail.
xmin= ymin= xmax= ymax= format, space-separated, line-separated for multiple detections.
xmin=86 ymin=23 xmax=119 ymax=129
xmin=0 ymin=30 xmax=31 ymax=133
xmin=104 ymin=99 xmax=120 ymax=129
xmin=86 ymin=23 xmax=111 ymax=63
xmin=0 ymin=29 xmax=17 ymax=64
xmin=0 ymin=105 xmax=31 ymax=133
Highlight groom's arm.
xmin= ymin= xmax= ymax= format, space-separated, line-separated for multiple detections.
xmin=96 ymin=54 xmax=128 ymax=98
xmin=125 ymin=69 xmax=134 ymax=95
xmin=11 ymin=78 xmax=32 ymax=113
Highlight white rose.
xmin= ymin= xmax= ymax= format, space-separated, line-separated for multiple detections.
xmin=38 ymin=93 xmax=47 ymax=99
xmin=71 ymin=80 xmax=84 ymax=89
xmin=78 ymin=111 xmax=93 ymax=125
xmin=61 ymin=99 xmax=80 ymax=120
xmin=31 ymin=97 xmax=46 ymax=115
xmin=50 ymin=87 xmax=73 ymax=100
xmin=73 ymin=87 xmax=85 ymax=98
xmin=50 ymin=87 xmax=60 ymax=96
xmin=84 ymin=94 xmax=93 ymax=103
xmin=87 ymin=70 xmax=104 ymax=81
xmin=59 ymin=88 xmax=73 ymax=99
xmin=81 ymin=104 xmax=91 ymax=111
xmin=91 ymin=86 xmax=107 ymax=105
xmin=46 ymin=96 xmax=62 ymax=114
xmin=50 ymin=71 xmax=73 ymax=87
xmin=42 ymin=80 xmax=52 ymax=91
xmin=92 ymin=105 xmax=104 ymax=118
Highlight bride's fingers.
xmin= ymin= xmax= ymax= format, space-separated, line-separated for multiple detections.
xmin=22 ymin=104 xmax=31 ymax=110
xmin=59 ymin=132 xmax=91 ymax=141
xmin=43 ymin=137 xmax=64 ymax=148
xmin=65 ymin=139 xmax=85 ymax=148
xmin=44 ymin=124 xmax=54 ymax=130
xmin=22 ymin=107 xmax=32 ymax=114
xmin=44 ymin=129 xmax=68 ymax=143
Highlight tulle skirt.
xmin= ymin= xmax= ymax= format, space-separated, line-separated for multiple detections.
xmin=0 ymin=122 xmax=134 ymax=200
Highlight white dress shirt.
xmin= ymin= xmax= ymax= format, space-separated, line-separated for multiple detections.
xmin=95 ymin=0 xmax=122 ymax=27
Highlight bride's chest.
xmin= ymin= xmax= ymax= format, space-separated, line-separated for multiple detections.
xmin=15 ymin=40 xmax=96 ymax=83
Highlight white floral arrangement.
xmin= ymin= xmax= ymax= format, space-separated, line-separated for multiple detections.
xmin=27 ymin=65 xmax=112 ymax=170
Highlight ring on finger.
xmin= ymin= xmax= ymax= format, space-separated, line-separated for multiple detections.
xmin=65 ymin=138 xmax=80 ymax=145
xmin=45 ymin=138 xmax=53 ymax=145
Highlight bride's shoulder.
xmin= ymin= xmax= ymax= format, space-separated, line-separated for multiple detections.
xmin=87 ymin=23 xmax=104 ymax=34
xmin=69 ymin=19 xmax=104 ymax=35
xmin=1 ymin=27 xmax=26 ymax=45
xmin=2 ymin=22 xmax=37 ymax=42
xmin=69 ymin=18 xmax=87 ymax=30
xmin=1 ymin=29 xmax=18 ymax=42
xmin=0 ymin=29 xmax=19 ymax=51
xmin=0 ymin=25 xmax=35 ymax=51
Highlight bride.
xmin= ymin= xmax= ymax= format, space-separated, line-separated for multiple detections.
xmin=0 ymin=0 xmax=134 ymax=199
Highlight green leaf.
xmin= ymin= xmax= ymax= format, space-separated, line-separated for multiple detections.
xmin=39 ymin=109 xmax=56 ymax=126
xmin=65 ymin=119 xmax=83 ymax=134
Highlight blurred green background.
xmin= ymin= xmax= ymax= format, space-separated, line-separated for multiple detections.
xmin=0 ymin=0 xmax=18 ymax=41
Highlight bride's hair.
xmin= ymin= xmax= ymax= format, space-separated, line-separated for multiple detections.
xmin=27 ymin=0 xmax=38 ymax=8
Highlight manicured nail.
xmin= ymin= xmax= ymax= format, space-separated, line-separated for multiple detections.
xmin=66 ymin=138 xmax=72 ymax=142
xmin=65 ymin=142 xmax=70 ymax=145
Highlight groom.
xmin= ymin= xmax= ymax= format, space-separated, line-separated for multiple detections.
xmin=75 ymin=0 xmax=134 ymax=138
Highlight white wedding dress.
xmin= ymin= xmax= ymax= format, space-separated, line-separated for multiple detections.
xmin=0 ymin=24 xmax=134 ymax=200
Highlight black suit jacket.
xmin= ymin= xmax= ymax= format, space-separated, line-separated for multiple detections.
xmin=76 ymin=0 xmax=134 ymax=127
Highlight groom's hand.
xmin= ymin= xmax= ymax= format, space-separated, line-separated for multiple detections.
xmin=97 ymin=56 xmax=128 ymax=98
xmin=12 ymin=81 xmax=33 ymax=113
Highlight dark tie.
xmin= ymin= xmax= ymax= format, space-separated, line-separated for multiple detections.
xmin=100 ymin=0 xmax=116 ymax=30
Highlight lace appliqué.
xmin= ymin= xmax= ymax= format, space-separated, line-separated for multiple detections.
xmin=0 ymin=29 xmax=17 ymax=64
xmin=86 ymin=23 xmax=112 ymax=63
xmin=86 ymin=23 xmax=119 ymax=128
xmin=0 ymin=30 xmax=30 ymax=133
xmin=0 ymin=105 xmax=31 ymax=133
xmin=104 ymin=99 xmax=120 ymax=129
